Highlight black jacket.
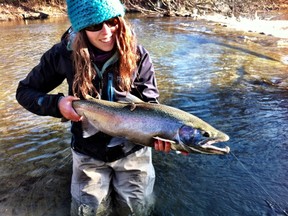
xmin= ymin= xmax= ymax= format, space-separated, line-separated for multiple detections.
xmin=16 ymin=31 xmax=159 ymax=162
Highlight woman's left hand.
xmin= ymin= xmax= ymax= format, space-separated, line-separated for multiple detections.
xmin=154 ymin=139 xmax=171 ymax=153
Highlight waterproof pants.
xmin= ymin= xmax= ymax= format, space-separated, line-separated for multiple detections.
xmin=70 ymin=147 xmax=155 ymax=216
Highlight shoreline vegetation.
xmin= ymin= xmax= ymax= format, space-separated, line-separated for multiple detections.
xmin=0 ymin=0 xmax=287 ymax=39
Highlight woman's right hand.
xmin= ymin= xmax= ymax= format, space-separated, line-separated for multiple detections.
xmin=58 ymin=96 xmax=82 ymax=122
xmin=154 ymin=139 xmax=189 ymax=156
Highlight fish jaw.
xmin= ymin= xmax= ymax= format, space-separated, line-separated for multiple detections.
xmin=175 ymin=125 xmax=230 ymax=155
xmin=199 ymin=143 xmax=230 ymax=154
xmin=178 ymin=137 xmax=230 ymax=155
xmin=192 ymin=138 xmax=230 ymax=154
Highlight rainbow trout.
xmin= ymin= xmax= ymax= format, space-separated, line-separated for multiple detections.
xmin=72 ymin=98 xmax=230 ymax=155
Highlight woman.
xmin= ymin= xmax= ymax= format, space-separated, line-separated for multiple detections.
xmin=16 ymin=0 xmax=171 ymax=215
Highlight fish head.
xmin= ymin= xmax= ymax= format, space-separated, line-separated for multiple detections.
xmin=176 ymin=125 xmax=230 ymax=154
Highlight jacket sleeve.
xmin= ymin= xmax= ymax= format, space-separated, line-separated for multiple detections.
xmin=131 ymin=45 xmax=159 ymax=103
xmin=16 ymin=43 xmax=68 ymax=118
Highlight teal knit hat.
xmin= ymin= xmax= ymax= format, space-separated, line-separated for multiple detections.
xmin=67 ymin=0 xmax=125 ymax=32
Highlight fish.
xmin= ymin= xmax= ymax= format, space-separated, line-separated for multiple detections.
xmin=72 ymin=95 xmax=230 ymax=155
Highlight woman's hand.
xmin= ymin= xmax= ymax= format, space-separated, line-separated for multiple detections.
xmin=154 ymin=139 xmax=171 ymax=153
xmin=58 ymin=96 xmax=82 ymax=122
xmin=154 ymin=139 xmax=189 ymax=156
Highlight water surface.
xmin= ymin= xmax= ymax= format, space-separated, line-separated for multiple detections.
xmin=0 ymin=16 xmax=287 ymax=215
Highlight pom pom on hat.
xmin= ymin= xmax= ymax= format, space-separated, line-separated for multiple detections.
xmin=67 ymin=0 xmax=125 ymax=32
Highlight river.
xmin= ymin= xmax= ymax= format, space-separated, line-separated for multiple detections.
xmin=0 ymin=15 xmax=287 ymax=215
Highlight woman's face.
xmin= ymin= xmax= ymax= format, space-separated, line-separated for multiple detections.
xmin=85 ymin=18 xmax=119 ymax=52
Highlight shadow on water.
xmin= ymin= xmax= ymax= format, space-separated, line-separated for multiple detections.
xmin=0 ymin=15 xmax=287 ymax=215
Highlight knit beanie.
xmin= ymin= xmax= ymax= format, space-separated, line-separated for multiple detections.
xmin=67 ymin=0 xmax=125 ymax=32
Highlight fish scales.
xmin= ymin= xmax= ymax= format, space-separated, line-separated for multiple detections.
xmin=72 ymin=99 xmax=230 ymax=154
xmin=73 ymin=100 xmax=182 ymax=146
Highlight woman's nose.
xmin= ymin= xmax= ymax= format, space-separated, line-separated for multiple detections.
xmin=101 ymin=23 xmax=112 ymax=33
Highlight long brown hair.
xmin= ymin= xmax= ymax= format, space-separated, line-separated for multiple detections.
xmin=71 ymin=17 xmax=138 ymax=98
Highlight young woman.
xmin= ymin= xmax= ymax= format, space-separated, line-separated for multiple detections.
xmin=16 ymin=0 xmax=171 ymax=215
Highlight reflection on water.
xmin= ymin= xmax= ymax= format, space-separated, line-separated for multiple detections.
xmin=0 ymin=16 xmax=287 ymax=215
xmin=0 ymin=18 xmax=72 ymax=215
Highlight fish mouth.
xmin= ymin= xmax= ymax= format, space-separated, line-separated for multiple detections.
xmin=186 ymin=142 xmax=230 ymax=154
xmin=198 ymin=132 xmax=230 ymax=154
xmin=199 ymin=143 xmax=230 ymax=154
xmin=184 ymin=136 xmax=230 ymax=155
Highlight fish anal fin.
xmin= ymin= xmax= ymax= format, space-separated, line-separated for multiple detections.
xmin=85 ymin=95 xmax=99 ymax=102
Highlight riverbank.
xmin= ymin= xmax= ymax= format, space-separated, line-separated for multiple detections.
xmin=204 ymin=13 xmax=288 ymax=39
xmin=0 ymin=3 xmax=66 ymax=21
xmin=0 ymin=2 xmax=287 ymax=40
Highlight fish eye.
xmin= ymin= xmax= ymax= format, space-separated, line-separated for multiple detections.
xmin=202 ymin=132 xmax=210 ymax=137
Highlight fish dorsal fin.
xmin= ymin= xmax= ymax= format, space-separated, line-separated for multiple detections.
xmin=81 ymin=113 xmax=99 ymax=138
xmin=85 ymin=95 xmax=99 ymax=102
xmin=114 ymin=88 xmax=144 ymax=104
xmin=84 ymin=89 xmax=144 ymax=104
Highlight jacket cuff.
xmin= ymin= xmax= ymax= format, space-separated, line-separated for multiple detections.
xmin=37 ymin=93 xmax=64 ymax=118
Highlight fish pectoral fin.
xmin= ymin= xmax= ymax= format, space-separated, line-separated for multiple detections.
xmin=81 ymin=114 xmax=99 ymax=138
xmin=153 ymin=136 xmax=176 ymax=144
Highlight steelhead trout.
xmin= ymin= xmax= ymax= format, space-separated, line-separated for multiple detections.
xmin=72 ymin=98 xmax=230 ymax=155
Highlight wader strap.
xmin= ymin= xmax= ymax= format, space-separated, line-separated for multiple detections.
xmin=91 ymin=52 xmax=119 ymax=100
xmin=107 ymin=73 xmax=114 ymax=101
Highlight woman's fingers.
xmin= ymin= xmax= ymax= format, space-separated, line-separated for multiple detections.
xmin=164 ymin=142 xmax=171 ymax=153
xmin=154 ymin=139 xmax=188 ymax=155
xmin=58 ymin=96 xmax=82 ymax=122
xmin=154 ymin=140 xmax=171 ymax=153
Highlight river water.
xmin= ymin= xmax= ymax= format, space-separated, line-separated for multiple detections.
xmin=0 ymin=15 xmax=287 ymax=216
